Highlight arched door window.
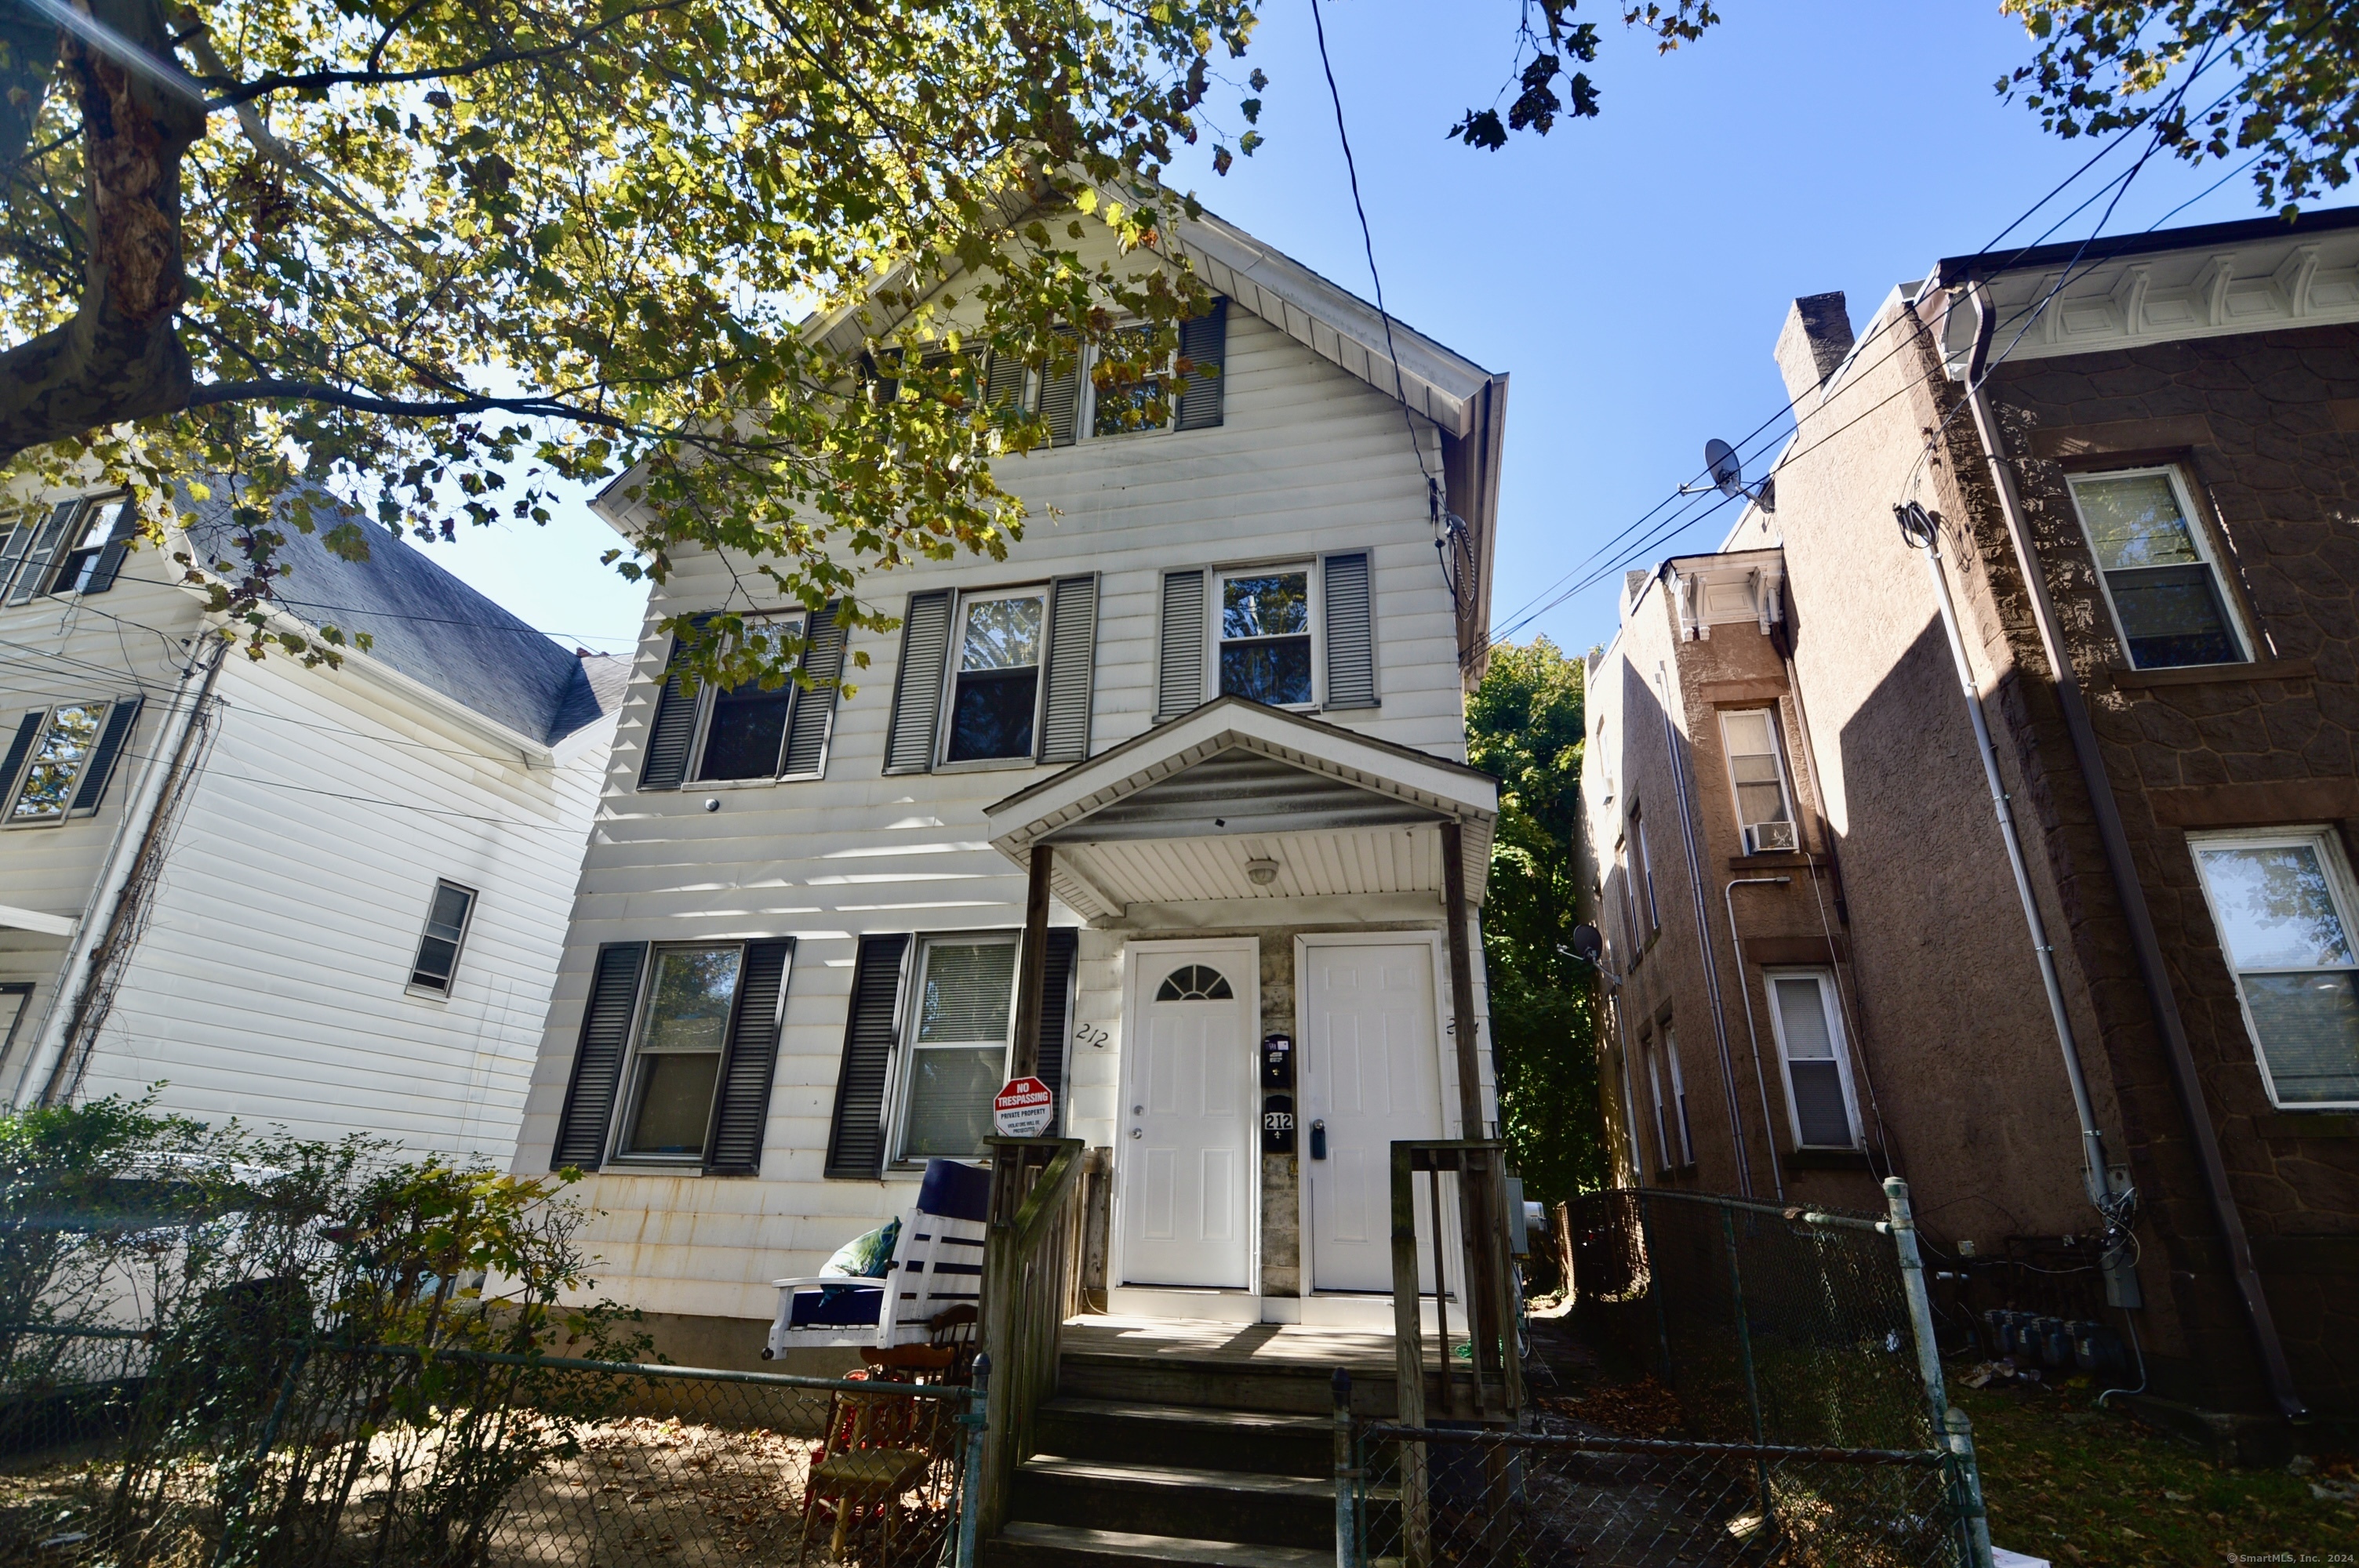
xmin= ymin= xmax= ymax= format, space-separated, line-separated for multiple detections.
xmin=1154 ymin=964 xmax=1234 ymax=1002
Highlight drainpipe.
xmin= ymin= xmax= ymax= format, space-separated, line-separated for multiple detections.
xmin=1896 ymin=502 xmax=2111 ymax=1214
xmin=1957 ymin=284 xmax=2304 ymax=1420
xmin=1654 ymin=661 xmax=1754 ymax=1199
xmin=9 ymin=629 xmax=225 ymax=1108
xmin=1724 ymin=877 xmax=1792 ymax=1203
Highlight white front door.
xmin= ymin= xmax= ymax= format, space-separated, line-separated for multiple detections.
xmin=1118 ymin=944 xmax=1254 ymax=1290
xmin=1301 ymin=938 xmax=1445 ymax=1294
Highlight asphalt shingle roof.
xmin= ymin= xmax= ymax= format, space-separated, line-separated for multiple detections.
xmin=184 ymin=487 xmax=620 ymax=747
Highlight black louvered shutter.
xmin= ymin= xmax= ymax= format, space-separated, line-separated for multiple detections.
xmin=883 ymin=590 xmax=952 ymax=774
xmin=782 ymin=602 xmax=846 ymax=777
xmin=706 ymin=938 xmax=793 ymax=1175
xmin=1039 ymin=332 xmax=1081 ymax=448
xmin=1321 ymin=551 xmax=1377 ymax=710
xmin=8 ymin=501 xmax=79 ymax=606
xmin=1156 ymin=569 xmax=1206 ymax=720
xmin=638 ymin=617 xmax=707 ymax=790
xmin=983 ymin=352 xmax=1029 ymax=423
xmin=0 ymin=712 xmax=40 ymax=801
xmin=826 ymin=935 xmax=910 ymax=1179
xmin=1176 ymin=299 xmax=1227 ymax=431
xmin=82 ymin=499 xmax=140 ymax=595
xmin=551 ymin=942 xmax=648 ymax=1171
xmin=1033 ymin=929 xmax=1080 ymax=1134
xmin=70 ymin=698 xmax=143 ymax=812
xmin=1037 ymin=575 xmax=1098 ymax=764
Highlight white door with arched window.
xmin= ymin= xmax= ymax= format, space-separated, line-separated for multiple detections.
xmin=1116 ymin=939 xmax=1256 ymax=1290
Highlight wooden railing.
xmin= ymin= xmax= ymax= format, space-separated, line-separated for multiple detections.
xmin=976 ymin=1136 xmax=1086 ymax=1537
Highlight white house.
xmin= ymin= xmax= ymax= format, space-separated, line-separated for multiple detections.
xmin=507 ymin=206 xmax=1509 ymax=1366
xmin=0 ymin=485 xmax=624 ymax=1164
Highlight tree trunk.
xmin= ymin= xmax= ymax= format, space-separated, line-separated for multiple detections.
xmin=0 ymin=0 xmax=202 ymax=461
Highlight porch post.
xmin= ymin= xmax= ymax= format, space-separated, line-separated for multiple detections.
xmin=1012 ymin=843 xmax=1054 ymax=1079
xmin=1438 ymin=820 xmax=1508 ymax=1415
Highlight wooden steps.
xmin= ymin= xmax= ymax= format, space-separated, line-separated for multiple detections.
xmin=984 ymin=1317 xmax=1398 ymax=1568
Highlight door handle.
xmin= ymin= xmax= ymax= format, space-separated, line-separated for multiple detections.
xmin=1129 ymin=1127 xmax=1142 ymax=1139
xmin=1310 ymin=1120 xmax=1326 ymax=1160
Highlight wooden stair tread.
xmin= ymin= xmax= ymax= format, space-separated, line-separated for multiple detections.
xmin=1021 ymin=1456 xmax=1335 ymax=1499
xmin=996 ymin=1523 xmax=1329 ymax=1568
xmin=1042 ymin=1398 xmax=1331 ymax=1432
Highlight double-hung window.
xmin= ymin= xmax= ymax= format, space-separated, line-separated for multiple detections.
xmin=945 ymin=590 xmax=1047 ymax=764
xmin=1663 ymin=1027 xmax=1693 ymax=1165
xmin=2189 ymin=830 xmax=2359 ymax=1109
xmin=1633 ymin=810 xmax=1660 ymax=936
xmin=899 ymin=935 xmax=1019 ymax=1159
xmin=696 ymin=612 xmax=806 ymax=782
xmin=1764 ymin=969 xmax=1859 ymax=1149
xmin=1643 ymin=1042 xmax=1671 ymax=1172
xmin=1721 ymin=710 xmax=1797 ymax=855
xmin=49 ymin=498 xmax=140 ymax=596
xmin=618 ymin=946 xmax=745 ymax=1160
xmin=1645 ymin=1029 xmax=1693 ymax=1170
xmin=1218 ymin=565 xmax=1315 ymax=707
xmin=2066 ymin=466 xmax=2248 ymax=670
xmin=407 ymin=881 xmax=477 ymax=996
xmin=8 ymin=703 xmax=108 ymax=823
xmin=1090 ymin=325 xmax=1172 ymax=436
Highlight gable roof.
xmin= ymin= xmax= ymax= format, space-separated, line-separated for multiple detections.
xmin=591 ymin=198 xmax=1508 ymax=677
xmin=182 ymin=486 xmax=620 ymax=748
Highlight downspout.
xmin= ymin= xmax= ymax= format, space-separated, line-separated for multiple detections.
xmin=9 ymin=630 xmax=225 ymax=1108
xmin=1654 ymin=660 xmax=1754 ymax=1198
xmin=1725 ymin=877 xmax=1793 ymax=1203
xmin=1957 ymin=284 xmax=2304 ymax=1420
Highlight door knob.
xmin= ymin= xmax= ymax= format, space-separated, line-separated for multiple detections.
xmin=1129 ymin=1127 xmax=1142 ymax=1138
xmin=1310 ymin=1119 xmax=1327 ymax=1160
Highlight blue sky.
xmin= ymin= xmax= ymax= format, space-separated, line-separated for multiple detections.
xmin=408 ymin=0 xmax=2285 ymax=661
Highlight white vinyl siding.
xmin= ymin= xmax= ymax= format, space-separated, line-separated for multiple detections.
xmin=2189 ymin=829 xmax=2359 ymax=1109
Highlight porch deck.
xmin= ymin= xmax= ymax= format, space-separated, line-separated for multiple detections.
xmin=1063 ymin=1315 xmax=1397 ymax=1372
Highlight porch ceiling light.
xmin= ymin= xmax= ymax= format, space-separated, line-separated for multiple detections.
xmin=1245 ymin=857 xmax=1281 ymax=886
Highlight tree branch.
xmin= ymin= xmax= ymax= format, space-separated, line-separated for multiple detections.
xmin=202 ymin=3 xmax=684 ymax=108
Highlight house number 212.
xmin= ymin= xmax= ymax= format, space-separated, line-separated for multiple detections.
xmin=1074 ymin=1023 xmax=1111 ymax=1050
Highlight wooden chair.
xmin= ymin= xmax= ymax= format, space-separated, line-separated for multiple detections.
xmin=926 ymin=1305 xmax=979 ymax=1384
xmin=796 ymin=1347 xmax=959 ymax=1563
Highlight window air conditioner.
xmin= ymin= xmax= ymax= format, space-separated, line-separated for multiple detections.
xmin=1745 ymin=821 xmax=1797 ymax=855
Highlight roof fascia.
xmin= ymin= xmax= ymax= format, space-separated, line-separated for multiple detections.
xmin=1937 ymin=205 xmax=2359 ymax=286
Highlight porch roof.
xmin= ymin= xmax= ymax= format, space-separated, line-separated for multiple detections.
xmin=982 ymin=699 xmax=1498 ymax=921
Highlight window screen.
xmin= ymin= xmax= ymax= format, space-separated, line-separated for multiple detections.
xmin=901 ymin=938 xmax=1016 ymax=1158
xmin=1769 ymin=971 xmax=1855 ymax=1148
xmin=1721 ymin=710 xmax=1793 ymax=835
xmin=2068 ymin=470 xmax=2246 ymax=670
xmin=2191 ymin=833 xmax=2359 ymax=1107
xmin=620 ymin=946 xmax=743 ymax=1157
xmin=946 ymin=593 xmax=1045 ymax=762
xmin=1219 ymin=568 xmax=1312 ymax=706
xmin=408 ymin=881 xmax=476 ymax=994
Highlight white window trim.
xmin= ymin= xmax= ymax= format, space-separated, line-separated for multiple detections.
xmin=1644 ymin=1041 xmax=1671 ymax=1174
xmin=889 ymin=930 xmax=1023 ymax=1167
xmin=1634 ymin=811 xmax=1660 ymax=935
xmin=402 ymin=879 xmax=479 ymax=1000
xmin=1663 ymin=1029 xmax=1694 ymax=1166
xmin=1209 ymin=559 xmax=1325 ymax=713
xmin=2187 ymin=826 xmax=2359 ymax=1112
xmin=1761 ymin=967 xmax=1863 ymax=1150
xmin=607 ymin=941 xmax=747 ymax=1170
xmin=935 ymin=585 xmax=1051 ymax=772
xmin=3 ymin=699 xmax=114 ymax=829
xmin=685 ymin=610 xmax=810 ymax=787
xmin=1719 ymin=708 xmax=1798 ymax=848
xmin=2064 ymin=464 xmax=2252 ymax=670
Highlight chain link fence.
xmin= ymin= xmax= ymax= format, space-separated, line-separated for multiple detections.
xmin=1 ymin=1324 xmax=974 ymax=1568
xmin=1351 ymin=1425 xmax=1968 ymax=1568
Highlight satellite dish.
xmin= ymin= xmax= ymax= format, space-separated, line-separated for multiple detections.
xmin=1705 ymin=438 xmax=1746 ymax=500
xmin=1568 ymin=924 xmax=1605 ymax=964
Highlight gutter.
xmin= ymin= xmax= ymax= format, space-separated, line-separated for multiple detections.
xmin=1956 ymin=284 xmax=2305 ymax=1421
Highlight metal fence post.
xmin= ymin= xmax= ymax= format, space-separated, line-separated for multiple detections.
xmin=1719 ymin=1207 xmax=1772 ymax=1520
xmin=1332 ymin=1370 xmax=1355 ymax=1568
xmin=1636 ymin=1191 xmax=1673 ymax=1385
xmin=1943 ymin=1406 xmax=1997 ymax=1568
xmin=955 ymin=1355 xmax=990 ymax=1568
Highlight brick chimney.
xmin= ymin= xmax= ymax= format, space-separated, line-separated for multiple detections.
xmin=1775 ymin=292 xmax=1854 ymax=405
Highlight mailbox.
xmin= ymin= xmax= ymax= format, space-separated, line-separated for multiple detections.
xmin=1261 ymin=1033 xmax=1294 ymax=1091
xmin=1261 ymin=1094 xmax=1296 ymax=1155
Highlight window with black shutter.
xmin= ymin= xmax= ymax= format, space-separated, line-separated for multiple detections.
xmin=4 ymin=699 xmax=137 ymax=826
xmin=827 ymin=935 xmax=911 ymax=1178
xmin=1176 ymin=299 xmax=1227 ymax=431
xmin=1321 ymin=550 xmax=1377 ymax=710
xmin=1032 ymin=929 xmax=1080 ymax=1134
xmin=706 ymin=939 xmax=794 ymax=1174
xmin=551 ymin=942 xmax=649 ymax=1171
xmin=49 ymin=496 xmax=140 ymax=596
xmin=638 ymin=617 xmax=711 ymax=791
xmin=883 ymin=592 xmax=952 ymax=775
xmin=1037 ymin=576 xmax=1098 ymax=765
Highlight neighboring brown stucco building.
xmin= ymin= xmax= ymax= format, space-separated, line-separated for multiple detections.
xmin=1579 ymin=207 xmax=2359 ymax=1441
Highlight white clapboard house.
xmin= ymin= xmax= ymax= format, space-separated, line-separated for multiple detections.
xmin=507 ymin=206 xmax=1508 ymax=1365
xmin=0 ymin=485 xmax=623 ymax=1163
